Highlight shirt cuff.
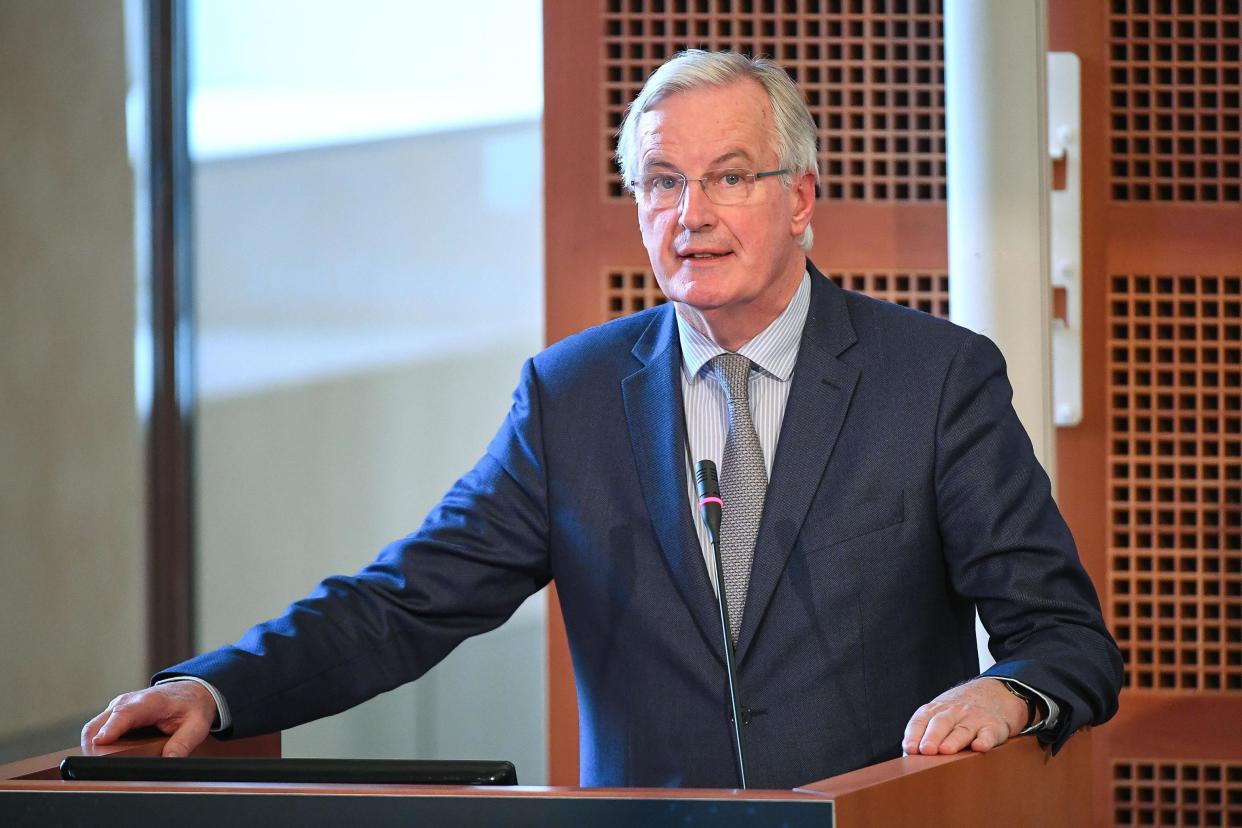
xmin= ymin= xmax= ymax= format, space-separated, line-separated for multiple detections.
xmin=997 ymin=677 xmax=1060 ymax=735
xmin=153 ymin=676 xmax=232 ymax=732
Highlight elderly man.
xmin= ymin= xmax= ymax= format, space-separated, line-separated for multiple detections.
xmin=86 ymin=50 xmax=1121 ymax=788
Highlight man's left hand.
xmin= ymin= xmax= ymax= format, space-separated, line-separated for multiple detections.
xmin=902 ymin=678 xmax=1030 ymax=756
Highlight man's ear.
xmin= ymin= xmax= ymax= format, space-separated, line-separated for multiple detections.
xmin=788 ymin=170 xmax=816 ymax=238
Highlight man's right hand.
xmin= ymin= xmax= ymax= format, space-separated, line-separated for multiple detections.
xmin=81 ymin=681 xmax=217 ymax=758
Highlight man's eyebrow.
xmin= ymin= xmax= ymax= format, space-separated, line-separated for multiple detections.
xmin=638 ymin=149 xmax=755 ymax=174
xmin=710 ymin=149 xmax=754 ymax=167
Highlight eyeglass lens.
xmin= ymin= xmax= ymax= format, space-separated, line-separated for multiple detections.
xmin=641 ymin=170 xmax=757 ymax=206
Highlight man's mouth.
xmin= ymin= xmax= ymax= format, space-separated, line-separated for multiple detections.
xmin=680 ymin=251 xmax=732 ymax=260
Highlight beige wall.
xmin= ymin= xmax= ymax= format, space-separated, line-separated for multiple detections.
xmin=0 ymin=1 xmax=146 ymax=752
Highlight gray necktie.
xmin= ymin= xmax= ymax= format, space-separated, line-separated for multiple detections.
xmin=710 ymin=353 xmax=768 ymax=644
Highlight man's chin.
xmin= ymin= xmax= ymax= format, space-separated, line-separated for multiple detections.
xmin=670 ymin=259 xmax=737 ymax=289
xmin=670 ymin=285 xmax=735 ymax=315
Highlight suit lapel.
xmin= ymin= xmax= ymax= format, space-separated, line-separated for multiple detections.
xmin=735 ymin=269 xmax=861 ymax=663
xmin=622 ymin=306 xmax=725 ymax=661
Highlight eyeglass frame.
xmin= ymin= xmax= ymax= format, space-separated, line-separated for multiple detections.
xmin=628 ymin=167 xmax=791 ymax=208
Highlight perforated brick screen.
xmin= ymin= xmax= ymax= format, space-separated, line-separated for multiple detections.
xmin=1108 ymin=0 xmax=1242 ymax=202
xmin=1113 ymin=759 xmax=1242 ymax=826
xmin=604 ymin=268 xmax=669 ymax=319
xmin=603 ymin=0 xmax=947 ymax=201
xmin=826 ymin=269 xmax=949 ymax=316
xmin=1107 ymin=273 xmax=1242 ymax=693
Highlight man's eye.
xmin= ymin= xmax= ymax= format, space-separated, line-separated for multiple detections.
xmin=652 ymin=176 xmax=680 ymax=191
xmin=719 ymin=172 xmax=744 ymax=187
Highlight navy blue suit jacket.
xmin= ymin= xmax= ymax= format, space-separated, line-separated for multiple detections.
xmin=160 ymin=265 xmax=1122 ymax=788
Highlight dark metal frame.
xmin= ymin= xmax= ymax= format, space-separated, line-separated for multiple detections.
xmin=143 ymin=0 xmax=195 ymax=672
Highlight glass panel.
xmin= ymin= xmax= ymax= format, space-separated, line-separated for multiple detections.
xmin=189 ymin=0 xmax=545 ymax=779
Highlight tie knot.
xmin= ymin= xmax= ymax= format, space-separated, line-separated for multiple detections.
xmin=710 ymin=352 xmax=752 ymax=403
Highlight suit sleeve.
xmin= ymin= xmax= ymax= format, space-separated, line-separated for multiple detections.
xmin=154 ymin=358 xmax=554 ymax=737
xmin=933 ymin=332 xmax=1123 ymax=751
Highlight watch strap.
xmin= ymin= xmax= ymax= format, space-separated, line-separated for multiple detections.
xmin=1000 ymin=680 xmax=1038 ymax=732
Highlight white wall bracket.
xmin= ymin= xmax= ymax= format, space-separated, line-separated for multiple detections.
xmin=1049 ymin=52 xmax=1082 ymax=427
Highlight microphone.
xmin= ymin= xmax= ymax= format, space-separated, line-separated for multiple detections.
xmin=694 ymin=460 xmax=748 ymax=789
xmin=695 ymin=460 xmax=723 ymax=541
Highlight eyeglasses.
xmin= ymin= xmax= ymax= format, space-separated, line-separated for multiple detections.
xmin=630 ymin=168 xmax=789 ymax=208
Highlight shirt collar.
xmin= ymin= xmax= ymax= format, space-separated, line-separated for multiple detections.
xmin=676 ymin=270 xmax=811 ymax=383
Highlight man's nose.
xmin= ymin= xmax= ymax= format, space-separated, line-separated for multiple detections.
xmin=678 ymin=180 xmax=716 ymax=231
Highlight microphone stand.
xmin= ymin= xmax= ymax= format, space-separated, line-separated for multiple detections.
xmin=695 ymin=459 xmax=748 ymax=789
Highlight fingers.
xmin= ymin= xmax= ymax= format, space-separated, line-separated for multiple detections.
xmin=930 ymin=715 xmax=975 ymax=754
xmin=90 ymin=693 xmax=146 ymax=747
xmin=81 ymin=683 xmax=216 ymax=757
xmin=906 ymin=706 xmax=1006 ymax=755
xmin=908 ymin=706 xmax=973 ymax=755
xmin=902 ymin=679 xmax=1020 ymax=756
xmin=969 ymin=723 xmax=1009 ymax=753
xmin=80 ymin=707 xmax=113 ymax=750
xmin=162 ymin=714 xmax=212 ymax=758
xmin=901 ymin=705 xmax=933 ymax=755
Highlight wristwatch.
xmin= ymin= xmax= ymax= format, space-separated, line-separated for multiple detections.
xmin=1001 ymin=680 xmax=1039 ymax=732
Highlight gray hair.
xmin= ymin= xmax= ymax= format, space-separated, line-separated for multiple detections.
xmin=615 ymin=50 xmax=819 ymax=250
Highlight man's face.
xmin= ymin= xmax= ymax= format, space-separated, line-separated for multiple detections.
xmin=633 ymin=80 xmax=815 ymax=331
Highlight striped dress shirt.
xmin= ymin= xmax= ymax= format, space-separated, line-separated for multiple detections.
xmin=676 ymin=271 xmax=811 ymax=595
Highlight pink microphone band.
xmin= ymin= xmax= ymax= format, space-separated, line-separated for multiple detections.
xmin=698 ymin=496 xmax=724 ymax=508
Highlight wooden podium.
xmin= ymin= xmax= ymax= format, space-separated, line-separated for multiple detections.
xmin=0 ymin=730 xmax=1091 ymax=826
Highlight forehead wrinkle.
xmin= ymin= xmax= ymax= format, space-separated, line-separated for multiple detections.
xmin=634 ymin=81 xmax=776 ymax=174
xmin=636 ymin=122 xmax=674 ymax=171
